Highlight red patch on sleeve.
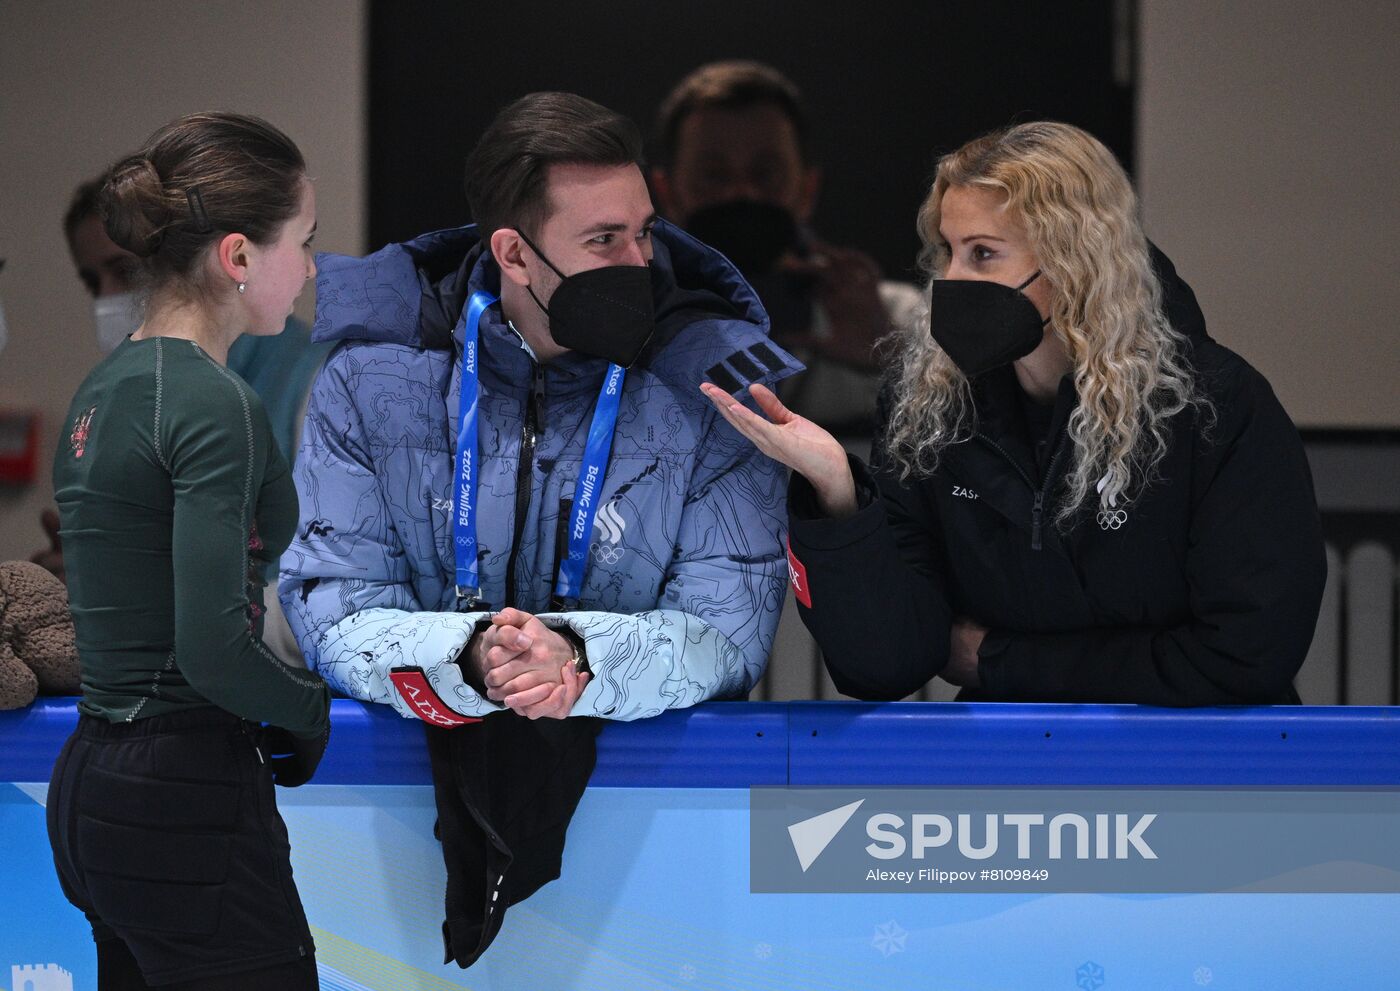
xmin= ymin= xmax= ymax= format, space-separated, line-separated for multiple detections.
xmin=389 ymin=668 xmax=481 ymax=728
xmin=786 ymin=537 xmax=812 ymax=608
xmin=70 ymin=406 xmax=96 ymax=458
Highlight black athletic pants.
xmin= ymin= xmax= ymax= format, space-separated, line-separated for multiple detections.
xmin=47 ymin=707 xmax=318 ymax=989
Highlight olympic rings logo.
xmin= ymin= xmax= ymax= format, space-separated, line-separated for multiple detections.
xmin=592 ymin=541 xmax=625 ymax=565
xmin=1097 ymin=510 xmax=1128 ymax=531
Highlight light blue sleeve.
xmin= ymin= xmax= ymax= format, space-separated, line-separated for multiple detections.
xmin=277 ymin=348 xmax=497 ymax=720
xmin=306 ymin=607 xmax=501 ymax=720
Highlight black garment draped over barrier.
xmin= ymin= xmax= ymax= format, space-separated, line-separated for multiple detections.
xmin=425 ymin=711 xmax=601 ymax=968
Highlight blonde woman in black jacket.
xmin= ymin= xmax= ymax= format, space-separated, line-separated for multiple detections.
xmin=701 ymin=121 xmax=1325 ymax=705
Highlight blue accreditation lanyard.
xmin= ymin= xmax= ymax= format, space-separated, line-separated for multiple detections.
xmin=453 ymin=291 xmax=626 ymax=610
xmin=453 ymin=292 xmax=495 ymax=606
xmin=555 ymin=362 xmax=625 ymax=607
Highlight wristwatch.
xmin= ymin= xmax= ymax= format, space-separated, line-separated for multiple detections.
xmin=555 ymin=624 xmax=591 ymax=676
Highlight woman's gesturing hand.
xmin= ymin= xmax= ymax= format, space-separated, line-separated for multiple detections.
xmin=699 ymin=381 xmax=859 ymax=519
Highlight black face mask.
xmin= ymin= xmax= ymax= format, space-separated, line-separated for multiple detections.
xmin=683 ymin=200 xmax=801 ymax=277
xmin=517 ymin=231 xmax=657 ymax=368
xmin=927 ymin=270 xmax=1050 ymax=378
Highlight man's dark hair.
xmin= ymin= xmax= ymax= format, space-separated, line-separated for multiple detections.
xmin=464 ymin=92 xmax=644 ymax=239
xmin=654 ymin=61 xmax=810 ymax=165
xmin=64 ymin=177 xmax=104 ymax=244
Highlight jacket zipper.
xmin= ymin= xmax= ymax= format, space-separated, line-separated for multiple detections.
xmin=973 ymin=430 xmax=1067 ymax=552
xmin=549 ymin=496 xmax=573 ymax=611
xmin=504 ymin=362 xmax=545 ymax=608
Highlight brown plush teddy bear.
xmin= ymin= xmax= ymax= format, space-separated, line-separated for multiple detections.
xmin=0 ymin=560 xmax=80 ymax=709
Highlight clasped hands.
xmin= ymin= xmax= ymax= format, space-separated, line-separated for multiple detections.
xmin=463 ymin=607 xmax=590 ymax=720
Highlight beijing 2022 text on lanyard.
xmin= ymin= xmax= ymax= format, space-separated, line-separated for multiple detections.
xmin=453 ymin=290 xmax=625 ymax=611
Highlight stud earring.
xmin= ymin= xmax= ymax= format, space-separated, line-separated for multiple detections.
xmin=237 ymin=281 xmax=246 ymax=294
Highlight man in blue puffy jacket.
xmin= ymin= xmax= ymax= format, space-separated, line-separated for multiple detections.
xmin=279 ymin=92 xmax=800 ymax=727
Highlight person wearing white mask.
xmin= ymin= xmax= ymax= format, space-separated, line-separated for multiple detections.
xmin=65 ymin=179 xmax=145 ymax=350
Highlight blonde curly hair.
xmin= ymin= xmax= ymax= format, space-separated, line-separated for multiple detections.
xmin=883 ymin=121 xmax=1206 ymax=521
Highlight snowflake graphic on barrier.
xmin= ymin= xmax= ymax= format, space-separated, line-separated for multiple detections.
xmin=872 ymin=920 xmax=908 ymax=957
xmin=1194 ymin=966 xmax=1214 ymax=986
xmin=754 ymin=942 xmax=773 ymax=960
xmin=678 ymin=963 xmax=697 ymax=982
xmin=1076 ymin=960 xmax=1106 ymax=990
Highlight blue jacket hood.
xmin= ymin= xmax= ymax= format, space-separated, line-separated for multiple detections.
xmin=312 ymin=219 xmax=771 ymax=352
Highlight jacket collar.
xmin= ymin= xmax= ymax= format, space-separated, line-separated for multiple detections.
xmin=1148 ymin=242 xmax=1210 ymax=348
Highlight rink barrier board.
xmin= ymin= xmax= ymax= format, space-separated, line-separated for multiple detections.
xmin=5 ymin=698 xmax=1399 ymax=787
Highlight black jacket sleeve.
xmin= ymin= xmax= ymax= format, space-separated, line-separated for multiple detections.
xmin=977 ymin=361 xmax=1326 ymax=705
xmin=788 ymin=453 xmax=954 ymax=701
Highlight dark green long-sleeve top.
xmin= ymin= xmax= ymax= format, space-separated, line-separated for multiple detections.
xmin=53 ymin=335 xmax=329 ymax=737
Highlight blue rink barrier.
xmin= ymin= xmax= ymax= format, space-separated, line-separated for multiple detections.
xmin=3 ymin=698 xmax=1400 ymax=989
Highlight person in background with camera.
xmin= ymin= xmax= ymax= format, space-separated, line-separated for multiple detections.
xmin=47 ymin=112 xmax=331 ymax=990
xmin=704 ymin=121 xmax=1326 ymax=705
xmin=652 ymin=60 xmax=921 ymax=436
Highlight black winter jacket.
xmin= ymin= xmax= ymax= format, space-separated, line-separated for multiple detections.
xmin=787 ymin=251 xmax=1326 ymax=705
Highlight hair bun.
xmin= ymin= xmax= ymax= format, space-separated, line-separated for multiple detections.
xmin=100 ymin=157 xmax=171 ymax=257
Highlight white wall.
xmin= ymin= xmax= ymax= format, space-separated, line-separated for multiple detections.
xmin=0 ymin=0 xmax=366 ymax=561
xmin=1138 ymin=0 xmax=1400 ymax=428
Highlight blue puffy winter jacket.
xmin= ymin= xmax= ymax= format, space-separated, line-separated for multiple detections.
xmin=278 ymin=222 xmax=802 ymax=722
